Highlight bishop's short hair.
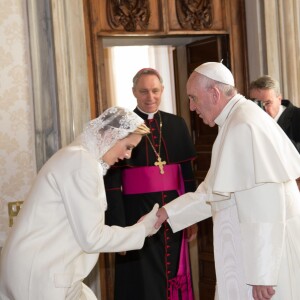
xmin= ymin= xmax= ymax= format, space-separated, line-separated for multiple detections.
xmin=132 ymin=68 xmax=163 ymax=87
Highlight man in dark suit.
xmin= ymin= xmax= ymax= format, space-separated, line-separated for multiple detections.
xmin=249 ymin=75 xmax=300 ymax=153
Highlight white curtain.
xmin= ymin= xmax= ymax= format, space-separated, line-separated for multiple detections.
xmin=246 ymin=0 xmax=300 ymax=106
xmin=105 ymin=45 xmax=177 ymax=113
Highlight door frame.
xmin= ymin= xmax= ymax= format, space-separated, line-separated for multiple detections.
xmin=83 ymin=1 xmax=248 ymax=299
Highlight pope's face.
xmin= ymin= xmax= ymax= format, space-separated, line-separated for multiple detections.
xmin=249 ymin=88 xmax=282 ymax=118
xmin=132 ymin=74 xmax=164 ymax=113
xmin=187 ymin=73 xmax=217 ymax=127
xmin=102 ymin=133 xmax=142 ymax=166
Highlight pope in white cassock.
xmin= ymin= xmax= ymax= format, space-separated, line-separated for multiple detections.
xmin=155 ymin=62 xmax=300 ymax=300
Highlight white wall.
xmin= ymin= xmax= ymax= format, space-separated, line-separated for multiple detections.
xmin=0 ymin=0 xmax=36 ymax=245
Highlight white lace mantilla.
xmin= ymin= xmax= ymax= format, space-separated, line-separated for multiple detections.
xmin=82 ymin=106 xmax=144 ymax=168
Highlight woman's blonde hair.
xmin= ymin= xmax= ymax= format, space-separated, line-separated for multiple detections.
xmin=133 ymin=123 xmax=150 ymax=135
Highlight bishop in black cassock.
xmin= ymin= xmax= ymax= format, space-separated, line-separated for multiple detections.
xmin=104 ymin=108 xmax=197 ymax=300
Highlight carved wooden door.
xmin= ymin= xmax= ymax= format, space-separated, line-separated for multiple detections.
xmin=83 ymin=1 xmax=248 ymax=299
xmin=185 ymin=35 xmax=231 ymax=300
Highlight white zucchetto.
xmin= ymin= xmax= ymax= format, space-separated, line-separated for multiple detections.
xmin=194 ymin=62 xmax=235 ymax=87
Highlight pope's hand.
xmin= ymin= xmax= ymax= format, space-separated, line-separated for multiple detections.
xmin=140 ymin=203 xmax=160 ymax=237
xmin=154 ymin=207 xmax=168 ymax=229
xmin=252 ymin=285 xmax=275 ymax=300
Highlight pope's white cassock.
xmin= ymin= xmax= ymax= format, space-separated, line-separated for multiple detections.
xmin=165 ymin=95 xmax=300 ymax=300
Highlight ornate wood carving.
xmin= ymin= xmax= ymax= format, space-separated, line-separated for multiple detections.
xmin=176 ymin=0 xmax=213 ymax=30
xmin=106 ymin=0 xmax=150 ymax=32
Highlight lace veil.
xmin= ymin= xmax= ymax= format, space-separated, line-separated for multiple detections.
xmin=81 ymin=106 xmax=144 ymax=173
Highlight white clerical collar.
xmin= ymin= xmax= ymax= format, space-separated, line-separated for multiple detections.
xmin=215 ymin=94 xmax=245 ymax=127
xmin=274 ymin=105 xmax=286 ymax=122
xmin=136 ymin=106 xmax=158 ymax=119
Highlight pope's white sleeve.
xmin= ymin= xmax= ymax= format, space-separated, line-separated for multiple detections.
xmin=235 ymin=183 xmax=285 ymax=285
xmin=164 ymin=182 xmax=212 ymax=233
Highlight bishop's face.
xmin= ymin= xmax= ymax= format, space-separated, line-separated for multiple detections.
xmin=132 ymin=74 xmax=164 ymax=113
xmin=249 ymin=88 xmax=282 ymax=118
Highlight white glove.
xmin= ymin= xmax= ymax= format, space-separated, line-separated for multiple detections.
xmin=140 ymin=203 xmax=160 ymax=237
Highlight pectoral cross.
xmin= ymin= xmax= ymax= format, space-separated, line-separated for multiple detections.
xmin=154 ymin=156 xmax=166 ymax=174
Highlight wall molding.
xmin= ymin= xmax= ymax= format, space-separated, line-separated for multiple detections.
xmin=26 ymin=0 xmax=91 ymax=170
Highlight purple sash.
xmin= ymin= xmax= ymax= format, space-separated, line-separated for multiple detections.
xmin=122 ymin=164 xmax=194 ymax=300
xmin=122 ymin=164 xmax=184 ymax=196
xmin=169 ymin=230 xmax=194 ymax=300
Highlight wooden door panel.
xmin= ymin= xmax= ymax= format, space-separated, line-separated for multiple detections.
xmin=186 ymin=35 xmax=231 ymax=300
xmin=198 ymin=217 xmax=216 ymax=299
xmin=167 ymin=0 xmax=224 ymax=32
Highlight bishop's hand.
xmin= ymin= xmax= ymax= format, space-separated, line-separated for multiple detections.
xmin=186 ymin=224 xmax=198 ymax=242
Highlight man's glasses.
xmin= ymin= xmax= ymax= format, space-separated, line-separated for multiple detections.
xmin=250 ymin=98 xmax=265 ymax=110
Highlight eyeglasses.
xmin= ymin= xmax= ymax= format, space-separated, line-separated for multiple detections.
xmin=250 ymin=98 xmax=265 ymax=110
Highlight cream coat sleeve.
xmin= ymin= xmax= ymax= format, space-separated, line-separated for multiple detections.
xmin=164 ymin=182 xmax=212 ymax=233
xmin=60 ymin=152 xmax=146 ymax=253
xmin=235 ymin=183 xmax=285 ymax=285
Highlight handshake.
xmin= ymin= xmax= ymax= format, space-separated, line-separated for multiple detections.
xmin=138 ymin=204 xmax=168 ymax=237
